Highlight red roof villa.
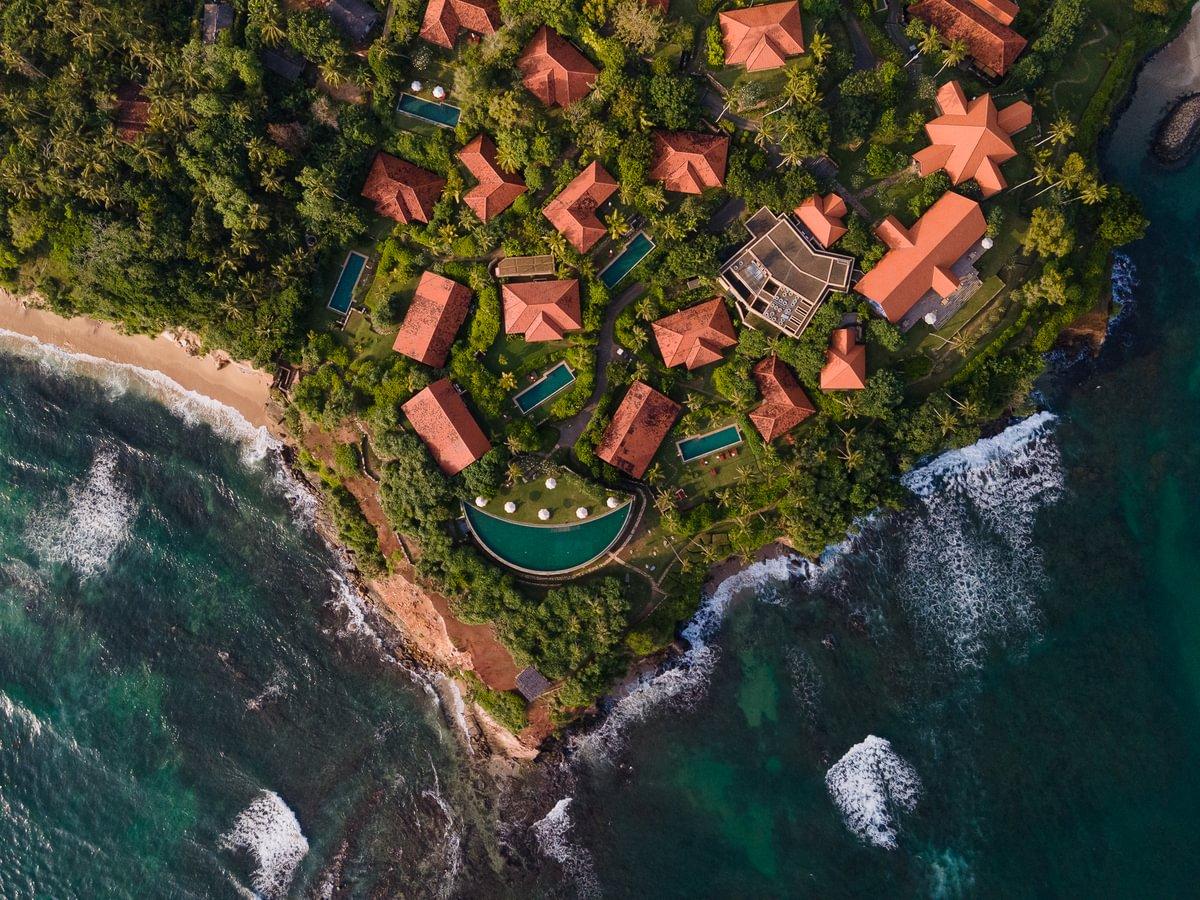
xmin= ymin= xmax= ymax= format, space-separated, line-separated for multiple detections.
xmin=854 ymin=192 xmax=987 ymax=326
xmin=750 ymin=355 xmax=815 ymax=442
xmin=652 ymin=299 xmax=738 ymax=370
xmin=908 ymin=0 xmax=1027 ymax=78
xmin=459 ymin=133 xmax=526 ymax=222
xmin=820 ymin=326 xmax=867 ymax=391
xmin=419 ymin=0 xmax=500 ymax=47
xmin=114 ymin=83 xmax=149 ymax=141
xmin=502 ymin=279 xmax=583 ymax=342
xmin=402 ymin=378 xmax=491 ymax=475
xmin=597 ymin=381 xmax=681 ymax=479
xmin=719 ymin=1 xmax=805 ymax=72
xmin=650 ymin=131 xmax=729 ymax=194
xmin=392 ymin=271 xmax=473 ymax=368
xmin=543 ymin=161 xmax=618 ymax=253
xmin=914 ymin=81 xmax=1032 ymax=197
xmin=361 ymin=152 xmax=445 ymax=224
xmin=795 ymin=193 xmax=848 ymax=248
xmin=518 ymin=26 xmax=598 ymax=108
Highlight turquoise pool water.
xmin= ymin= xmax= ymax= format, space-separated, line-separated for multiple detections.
xmin=600 ymin=231 xmax=654 ymax=289
xmin=463 ymin=502 xmax=632 ymax=574
xmin=396 ymin=93 xmax=461 ymax=128
xmin=677 ymin=424 xmax=743 ymax=462
xmin=513 ymin=362 xmax=575 ymax=414
xmin=327 ymin=251 xmax=366 ymax=314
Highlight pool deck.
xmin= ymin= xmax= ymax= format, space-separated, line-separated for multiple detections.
xmin=676 ymin=424 xmax=745 ymax=463
xmin=462 ymin=499 xmax=637 ymax=578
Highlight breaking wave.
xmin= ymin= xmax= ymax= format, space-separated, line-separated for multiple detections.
xmin=825 ymin=735 xmax=922 ymax=850
xmin=532 ymin=798 xmax=599 ymax=899
xmin=894 ymin=413 xmax=1063 ymax=670
xmin=572 ymin=554 xmax=814 ymax=760
xmin=219 ymin=790 xmax=309 ymax=899
xmin=0 ymin=689 xmax=46 ymax=740
xmin=0 ymin=328 xmax=277 ymax=465
xmin=27 ymin=447 xmax=136 ymax=578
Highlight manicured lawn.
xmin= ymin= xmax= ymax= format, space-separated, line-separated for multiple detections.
xmin=487 ymin=462 xmax=624 ymax=526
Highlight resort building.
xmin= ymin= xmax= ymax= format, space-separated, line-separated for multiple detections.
xmin=494 ymin=254 xmax=556 ymax=279
xmin=324 ymin=0 xmax=382 ymax=48
xmin=459 ymin=134 xmax=526 ymax=222
xmin=419 ymin=0 xmax=500 ymax=48
xmin=749 ymin=356 xmax=815 ymax=442
xmin=719 ymin=1 xmax=805 ymax=72
xmin=402 ymin=378 xmax=491 ymax=476
xmin=114 ymin=84 xmax=149 ymax=141
xmin=718 ymin=207 xmax=854 ymax=338
xmin=543 ymin=162 xmax=618 ymax=253
xmin=820 ymin=325 xmax=867 ymax=391
xmin=202 ymin=2 xmax=234 ymax=44
xmin=649 ymin=131 xmax=730 ymax=195
xmin=794 ymin=193 xmax=848 ymax=249
xmin=652 ymin=299 xmax=738 ymax=370
xmin=518 ymin=27 xmax=599 ymax=108
xmin=261 ymin=47 xmax=308 ymax=82
xmin=392 ymin=271 xmax=473 ymax=368
xmin=361 ymin=152 xmax=445 ymax=224
xmin=502 ymin=279 xmax=583 ymax=342
xmin=853 ymin=192 xmax=988 ymax=330
xmin=597 ymin=381 xmax=681 ymax=479
xmin=908 ymin=0 xmax=1027 ymax=78
xmin=914 ymin=81 xmax=1033 ymax=197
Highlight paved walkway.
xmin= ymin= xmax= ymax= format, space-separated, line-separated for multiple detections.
xmin=555 ymin=280 xmax=646 ymax=449
xmin=841 ymin=2 xmax=879 ymax=71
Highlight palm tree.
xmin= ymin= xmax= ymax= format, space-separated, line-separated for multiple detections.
xmin=653 ymin=489 xmax=675 ymax=515
xmin=935 ymin=38 xmax=969 ymax=77
xmin=645 ymin=463 xmax=665 ymax=485
xmin=499 ymin=371 xmax=517 ymax=391
xmin=808 ymin=31 xmax=832 ymax=68
xmin=934 ymin=406 xmax=959 ymax=438
xmin=1034 ymin=113 xmax=1075 ymax=149
xmin=1071 ymin=178 xmax=1109 ymax=206
xmin=1011 ymin=150 xmax=1056 ymax=191
xmin=907 ymin=23 xmax=941 ymax=67
xmin=506 ymin=461 xmax=524 ymax=486
xmin=605 ymin=209 xmax=631 ymax=242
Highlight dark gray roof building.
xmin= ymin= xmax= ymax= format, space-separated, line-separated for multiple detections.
xmin=515 ymin=667 xmax=552 ymax=702
xmin=325 ymin=0 xmax=382 ymax=47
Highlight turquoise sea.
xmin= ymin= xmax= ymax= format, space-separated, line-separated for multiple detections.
xmin=4 ymin=22 xmax=1200 ymax=899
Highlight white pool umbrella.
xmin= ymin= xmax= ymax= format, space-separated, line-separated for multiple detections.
xmin=504 ymin=501 xmax=517 ymax=514
xmin=538 ymin=508 xmax=551 ymax=520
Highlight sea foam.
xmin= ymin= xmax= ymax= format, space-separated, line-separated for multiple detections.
xmin=895 ymin=413 xmax=1062 ymax=670
xmin=0 ymin=328 xmax=277 ymax=464
xmin=572 ymin=553 xmax=814 ymax=760
xmin=219 ymin=790 xmax=309 ymax=899
xmin=532 ymin=798 xmax=599 ymax=899
xmin=825 ymin=735 xmax=922 ymax=850
xmin=28 ymin=446 xmax=136 ymax=579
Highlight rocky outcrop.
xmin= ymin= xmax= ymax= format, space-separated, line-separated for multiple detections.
xmin=1152 ymin=92 xmax=1200 ymax=166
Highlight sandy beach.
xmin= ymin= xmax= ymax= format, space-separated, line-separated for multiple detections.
xmin=0 ymin=290 xmax=277 ymax=431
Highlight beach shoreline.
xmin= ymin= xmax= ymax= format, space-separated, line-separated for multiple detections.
xmin=0 ymin=290 xmax=279 ymax=434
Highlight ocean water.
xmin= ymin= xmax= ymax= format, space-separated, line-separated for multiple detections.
xmin=503 ymin=31 xmax=1200 ymax=898
xmin=0 ymin=336 xmax=496 ymax=898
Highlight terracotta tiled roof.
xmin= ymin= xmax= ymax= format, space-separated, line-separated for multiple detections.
xmin=402 ymin=378 xmax=491 ymax=475
xmin=909 ymin=0 xmax=1027 ymax=77
xmin=819 ymin=327 xmax=867 ymax=391
xmin=913 ymin=81 xmax=1032 ymax=197
xmin=458 ymin=134 xmax=526 ymax=222
xmin=652 ymin=298 xmax=738 ymax=370
xmin=972 ymin=0 xmax=1018 ymax=24
xmin=719 ymin=1 xmax=805 ymax=72
xmin=853 ymin=192 xmax=986 ymax=323
xmin=542 ymin=162 xmax=618 ymax=252
xmin=794 ymin=193 xmax=848 ymax=248
xmin=597 ymin=381 xmax=681 ymax=479
xmin=649 ymin=131 xmax=729 ymax=194
xmin=419 ymin=0 xmax=500 ymax=48
xmin=114 ymin=83 xmax=149 ymax=141
xmin=750 ymin=355 xmax=815 ymax=441
xmin=393 ymin=271 xmax=473 ymax=367
xmin=518 ymin=26 xmax=598 ymax=108
xmin=361 ymin=152 xmax=445 ymax=224
xmin=502 ymin=279 xmax=583 ymax=342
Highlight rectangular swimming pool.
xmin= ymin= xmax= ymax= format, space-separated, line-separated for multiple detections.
xmin=513 ymin=362 xmax=576 ymax=415
xmin=396 ymin=93 xmax=461 ymax=128
xmin=327 ymin=251 xmax=367 ymax=315
xmin=599 ymin=231 xmax=655 ymax=289
xmin=677 ymin=424 xmax=744 ymax=463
